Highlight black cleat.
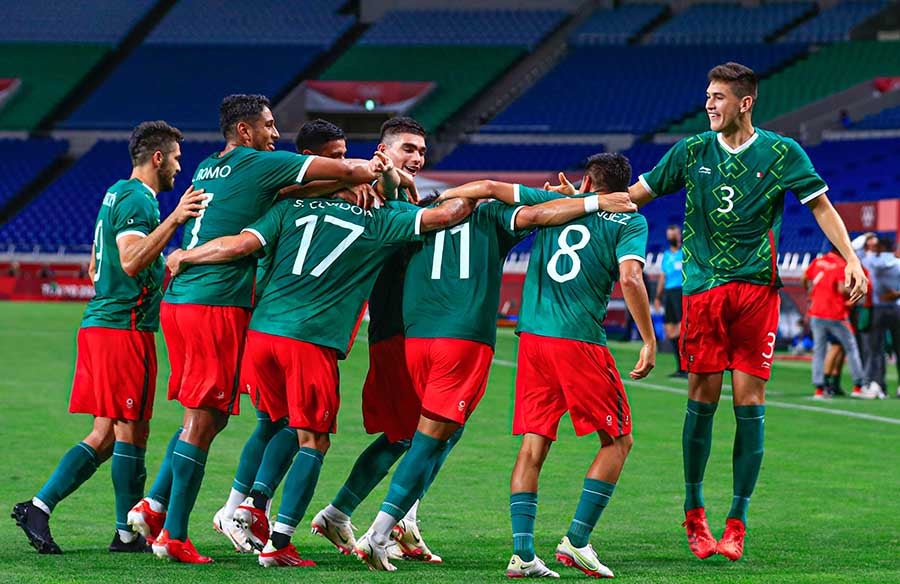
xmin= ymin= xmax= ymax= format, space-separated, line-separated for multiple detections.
xmin=108 ymin=531 xmax=151 ymax=553
xmin=11 ymin=501 xmax=62 ymax=554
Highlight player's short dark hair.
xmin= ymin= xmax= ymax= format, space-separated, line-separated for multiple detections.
xmin=380 ymin=116 xmax=426 ymax=145
xmin=585 ymin=152 xmax=631 ymax=194
xmin=129 ymin=120 xmax=183 ymax=166
xmin=708 ymin=62 xmax=758 ymax=100
xmin=219 ymin=94 xmax=271 ymax=139
xmin=296 ymin=118 xmax=345 ymax=153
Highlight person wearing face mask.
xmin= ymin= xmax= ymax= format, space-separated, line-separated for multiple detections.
xmin=655 ymin=224 xmax=687 ymax=377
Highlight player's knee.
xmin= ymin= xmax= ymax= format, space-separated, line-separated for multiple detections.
xmin=297 ymin=430 xmax=330 ymax=453
xmin=615 ymin=433 xmax=635 ymax=455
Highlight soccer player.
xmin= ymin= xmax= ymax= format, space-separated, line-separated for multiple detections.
xmin=802 ymin=246 xmax=866 ymax=400
xmin=354 ymin=163 xmax=639 ymax=572
xmin=163 ymin=165 xmax=475 ymax=567
xmin=11 ymin=121 xmax=204 ymax=554
xmin=127 ymin=94 xmax=392 ymax=564
xmin=655 ymin=224 xmax=687 ymax=377
xmin=628 ymin=62 xmax=867 ymax=561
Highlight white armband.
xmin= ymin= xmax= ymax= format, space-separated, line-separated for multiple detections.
xmin=584 ymin=194 xmax=600 ymax=213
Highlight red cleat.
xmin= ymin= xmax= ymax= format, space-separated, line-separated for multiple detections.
xmin=682 ymin=507 xmax=717 ymax=559
xmin=258 ymin=542 xmax=317 ymax=568
xmin=232 ymin=498 xmax=270 ymax=552
xmin=716 ymin=518 xmax=746 ymax=561
xmin=151 ymin=529 xmax=214 ymax=564
xmin=127 ymin=499 xmax=166 ymax=544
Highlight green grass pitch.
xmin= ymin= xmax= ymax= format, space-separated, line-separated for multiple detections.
xmin=1 ymin=301 xmax=899 ymax=583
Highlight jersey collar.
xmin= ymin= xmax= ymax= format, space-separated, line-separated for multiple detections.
xmin=136 ymin=178 xmax=157 ymax=198
xmin=716 ymin=129 xmax=758 ymax=155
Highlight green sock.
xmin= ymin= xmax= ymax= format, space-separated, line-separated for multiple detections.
xmin=380 ymin=432 xmax=444 ymax=520
xmin=111 ymin=442 xmax=146 ymax=531
xmin=163 ymin=440 xmax=207 ymax=540
xmin=683 ymin=399 xmax=718 ymax=511
xmin=420 ymin=426 xmax=463 ymax=498
xmin=728 ymin=405 xmax=765 ymax=524
xmin=566 ymin=478 xmax=616 ymax=548
xmin=510 ymin=492 xmax=538 ymax=562
xmin=147 ymin=427 xmax=181 ymax=508
xmin=252 ymin=426 xmax=300 ymax=497
xmin=233 ymin=412 xmax=286 ymax=493
xmin=35 ymin=442 xmax=100 ymax=512
xmin=332 ymin=433 xmax=409 ymax=516
xmin=274 ymin=448 xmax=324 ymax=529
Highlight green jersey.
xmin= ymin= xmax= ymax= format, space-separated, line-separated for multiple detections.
xmin=81 ymin=178 xmax=165 ymax=331
xmin=516 ymin=186 xmax=648 ymax=346
xmin=367 ymin=191 xmax=417 ymax=344
xmin=244 ymin=198 xmax=425 ymax=356
xmin=164 ymin=147 xmax=313 ymax=308
xmin=403 ymin=201 xmax=531 ymax=347
xmin=640 ymin=128 xmax=827 ymax=295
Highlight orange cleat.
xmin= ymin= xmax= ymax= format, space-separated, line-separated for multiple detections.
xmin=716 ymin=518 xmax=746 ymax=561
xmin=151 ymin=529 xmax=214 ymax=564
xmin=682 ymin=507 xmax=717 ymax=559
xmin=127 ymin=498 xmax=166 ymax=544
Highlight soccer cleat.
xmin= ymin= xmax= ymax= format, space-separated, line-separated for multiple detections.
xmin=232 ymin=497 xmax=269 ymax=552
xmin=554 ymin=536 xmax=614 ymax=578
xmin=505 ymin=554 xmax=560 ymax=578
xmin=151 ymin=529 xmax=214 ymax=564
xmin=354 ymin=532 xmax=397 ymax=571
xmin=851 ymin=385 xmax=865 ymax=399
xmin=861 ymin=382 xmax=886 ymax=400
xmin=682 ymin=507 xmax=717 ymax=559
xmin=108 ymin=531 xmax=151 ymax=553
xmin=258 ymin=541 xmax=317 ymax=568
xmin=391 ymin=518 xmax=442 ymax=563
xmin=813 ymin=387 xmax=830 ymax=401
xmin=386 ymin=540 xmax=404 ymax=561
xmin=11 ymin=501 xmax=62 ymax=554
xmin=212 ymin=506 xmax=253 ymax=553
xmin=310 ymin=508 xmax=356 ymax=554
xmin=716 ymin=518 xmax=746 ymax=561
xmin=127 ymin=498 xmax=166 ymax=544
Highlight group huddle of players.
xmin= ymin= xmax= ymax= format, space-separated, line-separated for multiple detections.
xmin=13 ymin=61 xmax=867 ymax=579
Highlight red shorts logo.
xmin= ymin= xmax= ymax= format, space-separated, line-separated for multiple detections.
xmin=606 ymin=415 xmax=613 ymax=426
xmin=457 ymin=400 xmax=466 ymax=412
xmin=126 ymin=398 xmax=134 ymax=409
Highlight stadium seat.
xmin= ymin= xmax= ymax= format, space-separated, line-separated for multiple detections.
xmin=781 ymin=1 xmax=887 ymax=44
xmin=853 ymin=104 xmax=900 ymax=130
xmin=0 ymin=138 xmax=68 ymax=212
xmin=0 ymin=1 xmax=155 ymax=43
xmin=436 ymin=143 xmax=603 ymax=171
xmin=569 ymin=4 xmax=666 ymax=46
xmin=648 ymin=2 xmax=814 ymax=45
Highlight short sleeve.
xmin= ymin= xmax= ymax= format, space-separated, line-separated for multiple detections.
xmin=784 ymin=139 xmax=828 ymax=205
xmin=370 ymin=206 xmax=424 ymax=245
xmin=111 ymin=191 xmax=155 ymax=241
xmin=616 ymin=214 xmax=649 ymax=265
xmin=255 ymin=151 xmax=315 ymax=190
xmin=476 ymin=200 xmax=531 ymax=243
xmin=242 ymin=200 xmax=288 ymax=255
xmin=513 ymin=184 xmax=565 ymax=205
xmin=639 ymin=139 xmax=687 ymax=198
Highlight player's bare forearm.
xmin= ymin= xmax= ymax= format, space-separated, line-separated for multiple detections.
xmin=119 ymin=216 xmax=181 ymax=277
xmin=377 ymin=167 xmax=401 ymax=200
xmin=88 ymin=244 xmax=96 ymax=283
xmin=277 ymin=180 xmax=346 ymax=200
xmin=620 ymin=259 xmax=656 ymax=378
xmin=307 ymin=155 xmax=387 ymax=184
xmin=438 ymin=180 xmax=511 ymax=202
xmin=808 ymin=194 xmax=868 ymax=301
xmin=627 ymin=182 xmax=654 ymax=209
xmin=180 ymin=233 xmax=260 ymax=266
xmin=515 ymin=195 xmax=595 ymax=229
xmin=420 ymin=198 xmax=476 ymax=232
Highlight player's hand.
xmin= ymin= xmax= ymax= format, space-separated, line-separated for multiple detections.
xmin=396 ymin=168 xmax=420 ymax=204
xmin=597 ymin=192 xmax=638 ymax=213
xmin=653 ymin=297 xmax=662 ymax=313
xmin=370 ymin=151 xmax=393 ymax=175
xmin=171 ymin=185 xmax=206 ymax=225
xmin=543 ymin=172 xmax=577 ymax=195
xmin=844 ymin=259 xmax=868 ymax=304
xmin=166 ymin=249 xmax=187 ymax=277
xmin=629 ymin=343 xmax=656 ymax=380
xmin=335 ymin=183 xmax=384 ymax=209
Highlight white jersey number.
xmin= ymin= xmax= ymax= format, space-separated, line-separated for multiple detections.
xmin=547 ymin=225 xmax=591 ymax=283
xmin=430 ymin=222 xmax=471 ymax=280
xmin=186 ymin=192 xmax=215 ymax=249
xmin=92 ymin=220 xmax=103 ymax=282
xmin=292 ymin=215 xmax=365 ymax=277
xmin=716 ymin=186 xmax=735 ymax=214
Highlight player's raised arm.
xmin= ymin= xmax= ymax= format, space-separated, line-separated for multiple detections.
xmin=166 ymin=232 xmax=262 ymax=276
xmin=514 ymin=194 xmax=603 ymax=229
xmin=439 ymin=180 xmax=636 ymax=213
xmin=305 ymin=151 xmax=392 ymax=185
xmin=806 ymin=194 xmax=868 ymax=303
xmin=419 ymin=198 xmax=476 ymax=232
xmin=620 ymin=258 xmax=656 ymax=379
xmin=627 ymin=180 xmax=654 ymax=209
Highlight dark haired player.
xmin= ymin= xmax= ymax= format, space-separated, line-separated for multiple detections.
xmin=11 ymin=121 xmax=204 ymax=555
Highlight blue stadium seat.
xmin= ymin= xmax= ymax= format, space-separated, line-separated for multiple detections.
xmin=569 ymin=4 xmax=666 ymax=46
xmin=0 ymin=1 xmax=155 ymax=44
xmin=852 ymin=104 xmax=900 ymax=130
xmin=436 ymin=143 xmax=603 ymax=171
xmin=781 ymin=1 xmax=887 ymax=44
xmin=648 ymin=2 xmax=814 ymax=45
xmin=0 ymin=138 xmax=68 ymax=212
xmin=358 ymin=10 xmax=567 ymax=49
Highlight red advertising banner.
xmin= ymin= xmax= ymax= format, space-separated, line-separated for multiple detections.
xmin=0 ymin=276 xmax=94 ymax=301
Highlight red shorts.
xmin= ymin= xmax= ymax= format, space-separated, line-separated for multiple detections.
xmin=514 ymin=333 xmax=631 ymax=441
xmin=161 ymin=302 xmax=250 ymax=414
xmin=69 ymin=327 xmax=157 ymax=421
xmin=241 ymin=330 xmax=340 ymax=433
xmin=681 ymin=282 xmax=780 ymax=380
xmin=362 ymin=335 xmax=420 ymax=443
xmin=405 ymin=337 xmax=493 ymax=425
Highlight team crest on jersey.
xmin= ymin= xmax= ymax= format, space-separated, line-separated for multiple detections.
xmin=756 ymin=172 xmax=764 ymax=178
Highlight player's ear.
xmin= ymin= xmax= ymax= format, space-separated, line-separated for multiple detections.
xmin=740 ymin=95 xmax=753 ymax=114
xmin=376 ymin=143 xmax=387 ymax=153
xmin=153 ymin=150 xmax=164 ymax=168
xmin=581 ymin=175 xmax=592 ymax=194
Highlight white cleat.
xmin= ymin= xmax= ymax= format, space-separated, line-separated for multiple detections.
xmin=354 ymin=532 xmax=397 ymax=571
xmin=212 ymin=506 xmax=253 ymax=553
xmin=232 ymin=497 xmax=269 ymax=552
xmin=386 ymin=541 xmax=404 ymax=561
xmin=860 ymin=382 xmax=886 ymax=400
xmin=555 ymin=536 xmax=614 ymax=578
xmin=310 ymin=508 xmax=356 ymax=554
xmin=391 ymin=518 xmax=442 ymax=563
xmin=506 ymin=554 xmax=560 ymax=578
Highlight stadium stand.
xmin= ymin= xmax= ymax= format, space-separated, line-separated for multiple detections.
xmin=569 ymin=4 xmax=667 ymax=46
xmin=853 ymin=104 xmax=900 ymax=130
xmin=483 ymin=44 xmax=805 ymax=134
xmin=0 ymin=138 xmax=68 ymax=212
xmin=647 ymin=2 xmax=814 ymax=45
xmin=803 ymin=137 xmax=900 ymax=202
xmin=63 ymin=0 xmax=355 ymax=130
xmin=780 ymin=0 xmax=888 ymax=44
xmin=0 ymin=1 xmax=155 ymax=43
xmin=0 ymin=140 xmax=219 ymax=253
xmin=435 ymin=143 xmax=602 ymax=171
xmin=670 ymin=40 xmax=900 ymax=132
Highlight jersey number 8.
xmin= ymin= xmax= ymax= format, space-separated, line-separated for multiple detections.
xmin=547 ymin=225 xmax=591 ymax=283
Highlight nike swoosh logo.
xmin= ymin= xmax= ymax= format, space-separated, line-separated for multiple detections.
xmin=322 ymin=516 xmax=349 ymax=544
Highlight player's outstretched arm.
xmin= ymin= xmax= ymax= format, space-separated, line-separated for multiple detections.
xmin=166 ymin=232 xmax=261 ymax=277
xmin=118 ymin=185 xmax=205 ymax=277
xmin=439 ymin=180 xmax=636 ymax=213
xmin=515 ymin=195 xmax=603 ymax=229
xmin=619 ymin=259 xmax=656 ymax=379
xmin=627 ymin=181 xmax=654 ymax=209
xmin=419 ymin=198 xmax=476 ymax=232
xmin=305 ymin=151 xmax=392 ymax=185
xmin=543 ymin=172 xmax=578 ymax=195
xmin=807 ymin=194 xmax=868 ymax=303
